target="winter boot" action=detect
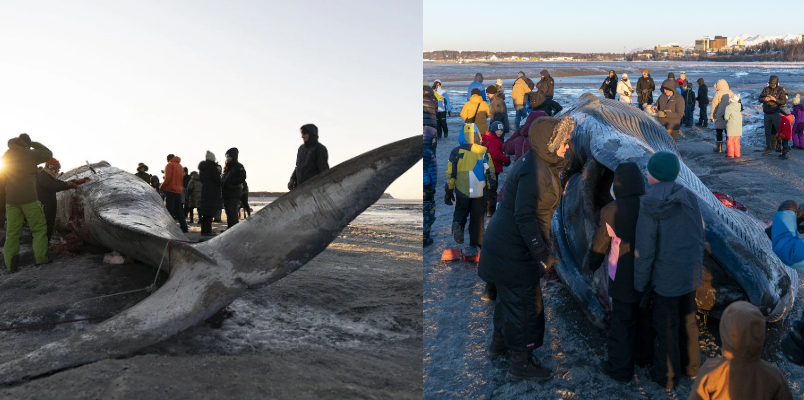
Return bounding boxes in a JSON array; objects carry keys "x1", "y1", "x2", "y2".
[
  {"x1": 488, "y1": 332, "x2": 507, "y2": 360},
  {"x1": 712, "y1": 141, "x2": 722, "y2": 153},
  {"x1": 508, "y1": 350, "x2": 552, "y2": 381},
  {"x1": 703, "y1": 119, "x2": 708, "y2": 128},
  {"x1": 452, "y1": 221, "x2": 464, "y2": 245},
  {"x1": 423, "y1": 237, "x2": 434, "y2": 247},
  {"x1": 7, "y1": 254, "x2": 19, "y2": 273},
  {"x1": 763, "y1": 147, "x2": 772, "y2": 155},
  {"x1": 481, "y1": 282, "x2": 497, "y2": 302}
]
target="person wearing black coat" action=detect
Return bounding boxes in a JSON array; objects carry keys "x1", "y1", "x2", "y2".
[
  {"x1": 695, "y1": 78, "x2": 709, "y2": 127},
  {"x1": 636, "y1": 69, "x2": 655, "y2": 107},
  {"x1": 423, "y1": 83, "x2": 438, "y2": 128},
  {"x1": 221, "y1": 147, "x2": 247, "y2": 228},
  {"x1": 586, "y1": 163, "x2": 655, "y2": 383},
  {"x1": 599, "y1": 71, "x2": 618, "y2": 99},
  {"x1": 289, "y1": 124, "x2": 329, "y2": 190},
  {"x1": 198, "y1": 151, "x2": 222, "y2": 236},
  {"x1": 240, "y1": 180, "x2": 251, "y2": 219},
  {"x1": 478, "y1": 116, "x2": 575, "y2": 381}
]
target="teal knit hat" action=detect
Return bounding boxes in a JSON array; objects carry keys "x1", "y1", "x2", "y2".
[{"x1": 647, "y1": 151, "x2": 680, "y2": 182}]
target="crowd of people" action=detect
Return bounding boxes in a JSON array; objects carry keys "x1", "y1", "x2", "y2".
[
  {"x1": 422, "y1": 69, "x2": 804, "y2": 396},
  {"x1": 1, "y1": 124, "x2": 329, "y2": 273}
]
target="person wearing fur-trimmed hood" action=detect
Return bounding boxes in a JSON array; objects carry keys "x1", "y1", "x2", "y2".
[{"x1": 478, "y1": 116, "x2": 574, "y2": 382}]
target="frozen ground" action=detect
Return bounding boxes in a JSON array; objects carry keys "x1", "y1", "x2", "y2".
[
  {"x1": 0, "y1": 201, "x2": 422, "y2": 399},
  {"x1": 423, "y1": 65, "x2": 804, "y2": 398}
]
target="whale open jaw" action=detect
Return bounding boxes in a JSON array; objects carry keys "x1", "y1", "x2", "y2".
[
  {"x1": 550, "y1": 93, "x2": 797, "y2": 330},
  {"x1": 0, "y1": 135, "x2": 421, "y2": 385}
]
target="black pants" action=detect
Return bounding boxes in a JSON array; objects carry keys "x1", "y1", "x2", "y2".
[
  {"x1": 224, "y1": 197, "x2": 241, "y2": 228},
  {"x1": 43, "y1": 203, "x2": 56, "y2": 242},
  {"x1": 165, "y1": 191, "x2": 188, "y2": 232},
  {"x1": 485, "y1": 188, "x2": 496, "y2": 216},
  {"x1": 453, "y1": 197, "x2": 484, "y2": 246},
  {"x1": 494, "y1": 281, "x2": 544, "y2": 352},
  {"x1": 765, "y1": 112, "x2": 781, "y2": 150},
  {"x1": 436, "y1": 111, "x2": 448, "y2": 138},
  {"x1": 716, "y1": 129, "x2": 724, "y2": 142},
  {"x1": 650, "y1": 290, "x2": 700, "y2": 390},
  {"x1": 698, "y1": 105, "x2": 707, "y2": 125},
  {"x1": 200, "y1": 214, "x2": 213, "y2": 234},
  {"x1": 605, "y1": 299, "x2": 656, "y2": 380}
]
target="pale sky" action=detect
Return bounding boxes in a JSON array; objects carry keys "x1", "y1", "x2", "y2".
[
  {"x1": 0, "y1": 0, "x2": 421, "y2": 199},
  {"x1": 424, "y1": 0, "x2": 803, "y2": 53}
]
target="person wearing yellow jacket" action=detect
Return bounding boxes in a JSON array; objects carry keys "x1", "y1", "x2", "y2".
[
  {"x1": 461, "y1": 88, "x2": 491, "y2": 136},
  {"x1": 512, "y1": 71, "x2": 532, "y2": 131},
  {"x1": 444, "y1": 123, "x2": 496, "y2": 252}
]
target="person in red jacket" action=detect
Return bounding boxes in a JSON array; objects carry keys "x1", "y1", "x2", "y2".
[
  {"x1": 159, "y1": 154, "x2": 189, "y2": 232},
  {"x1": 482, "y1": 121, "x2": 510, "y2": 217},
  {"x1": 779, "y1": 107, "x2": 795, "y2": 160}
]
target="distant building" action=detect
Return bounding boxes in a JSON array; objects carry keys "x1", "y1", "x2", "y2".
[
  {"x1": 655, "y1": 45, "x2": 685, "y2": 57},
  {"x1": 711, "y1": 35, "x2": 728, "y2": 50},
  {"x1": 695, "y1": 38, "x2": 710, "y2": 51},
  {"x1": 637, "y1": 52, "x2": 653, "y2": 60},
  {"x1": 799, "y1": 33, "x2": 804, "y2": 42}
]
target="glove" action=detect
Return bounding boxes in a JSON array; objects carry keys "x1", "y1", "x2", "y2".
[
  {"x1": 599, "y1": 88, "x2": 603, "y2": 94},
  {"x1": 657, "y1": 111, "x2": 666, "y2": 118},
  {"x1": 18, "y1": 133, "x2": 31, "y2": 146},
  {"x1": 779, "y1": 200, "x2": 799, "y2": 213},
  {"x1": 424, "y1": 184, "x2": 434, "y2": 202},
  {"x1": 503, "y1": 159, "x2": 511, "y2": 167},
  {"x1": 444, "y1": 187, "x2": 455, "y2": 206}
]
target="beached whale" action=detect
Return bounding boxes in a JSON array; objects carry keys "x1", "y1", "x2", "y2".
[
  {"x1": 550, "y1": 93, "x2": 798, "y2": 329},
  {"x1": 0, "y1": 135, "x2": 421, "y2": 385}
]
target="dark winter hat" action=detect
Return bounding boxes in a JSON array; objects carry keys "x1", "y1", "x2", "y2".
[
  {"x1": 668, "y1": 72, "x2": 675, "y2": 79},
  {"x1": 647, "y1": 151, "x2": 680, "y2": 182},
  {"x1": 486, "y1": 84, "x2": 498, "y2": 95},
  {"x1": 225, "y1": 147, "x2": 239, "y2": 160},
  {"x1": 471, "y1": 88, "x2": 481, "y2": 96},
  {"x1": 137, "y1": 162, "x2": 149, "y2": 172},
  {"x1": 300, "y1": 123, "x2": 318, "y2": 137},
  {"x1": 167, "y1": 154, "x2": 175, "y2": 161},
  {"x1": 45, "y1": 158, "x2": 61, "y2": 171},
  {"x1": 697, "y1": 78, "x2": 705, "y2": 85},
  {"x1": 490, "y1": 121, "x2": 504, "y2": 132},
  {"x1": 769, "y1": 75, "x2": 779, "y2": 86},
  {"x1": 781, "y1": 106, "x2": 791, "y2": 116}
]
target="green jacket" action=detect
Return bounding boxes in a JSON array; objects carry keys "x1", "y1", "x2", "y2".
[{"x1": 2, "y1": 142, "x2": 53, "y2": 205}]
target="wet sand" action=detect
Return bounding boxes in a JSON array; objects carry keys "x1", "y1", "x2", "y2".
[
  {"x1": 423, "y1": 113, "x2": 804, "y2": 399},
  {"x1": 0, "y1": 203, "x2": 423, "y2": 399}
]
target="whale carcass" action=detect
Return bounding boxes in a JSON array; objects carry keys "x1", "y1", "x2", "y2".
[
  {"x1": 550, "y1": 93, "x2": 798, "y2": 329},
  {"x1": 0, "y1": 135, "x2": 421, "y2": 385}
]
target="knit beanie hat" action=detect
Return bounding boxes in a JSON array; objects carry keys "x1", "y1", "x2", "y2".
[
  {"x1": 647, "y1": 151, "x2": 680, "y2": 182},
  {"x1": 137, "y1": 162, "x2": 149, "y2": 172},
  {"x1": 471, "y1": 88, "x2": 481, "y2": 96},
  {"x1": 622, "y1": 73, "x2": 628, "y2": 79},
  {"x1": 642, "y1": 68, "x2": 649, "y2": 74},
  {"x1": 795, "y1": 94, "x2": 801, "y2": 106},
  {"x1": 496, "y1": 79, "x2": 503, "y2": 86},
  {"x1": 45, "y1": 158, "x2": 60, "y2": 171},
  {"x1": 206, "y1": 151, "x2": 216, "y2": 162},
  {"x1": 490, "y1": 121, "x2": 504, "y2": 132},
  {"x1": 730, "y1": 93, "x2": 741, "y2": 103},
  {"x1": 781, "y1": 107, "x2": 791, "y2": 116},
  {"x1": 486, "y1": 84, "x2": 498, "y2": 95}
]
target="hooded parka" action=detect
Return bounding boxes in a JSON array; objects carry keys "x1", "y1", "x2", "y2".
[
  {"x1": 656, "y1": 79, "x2": 686, "y2": 132},
  {"x1": 539, "y1": 70, "x2": 554, "y2": 98},
  {"x1": 290, "y1": 132, "x2": 329, "y2": 189},
  {"x1": 600, "y1": 71, "x2": 618, "y2": 99},
  {"x1": 587, "y1": 163, "x2": 646, "y2": 303},
  {"x1": 489, "y1": 91, "x2": 510, "y2": 134},
  {"x1": 710, "y1": 79, "x2": 734, "y2": 128},
  {"x1": 185, "y1": 171, "x2": 202, "y2": 209},
  {"x1": 636, "y1": 73, "x2": 655, "y2": 105},
  {"x1": 198, "y1": 159, "x2": 222, "y2": 216},
  {"x1": 689, "y1": 301, "x2": 793, "y2": 400}
]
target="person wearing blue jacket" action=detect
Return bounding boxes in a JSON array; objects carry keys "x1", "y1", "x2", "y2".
[
  {"x1": 771, "y1": 200, "x2": 804, "y2": 365},
  {"x1": 467, "y1": 72, "x2": 488, "y2": 102},
  {"x1": 423, "y1": 126, "x2": 438, "y2": 247},
  {"x1": 433, "y1": 80, "x2": 451, "y2": 139}
]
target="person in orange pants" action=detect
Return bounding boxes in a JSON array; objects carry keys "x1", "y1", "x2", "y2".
[{"x1": 724, "y1": 94, "x2": 743, "y2": 158}]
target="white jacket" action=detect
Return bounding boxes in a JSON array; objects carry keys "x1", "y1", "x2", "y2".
[{"x1": 617, "y1": 80, "x2": 633, "y2": 103}]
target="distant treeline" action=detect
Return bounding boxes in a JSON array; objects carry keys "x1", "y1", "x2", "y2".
[
  {"x1": 424, "y1": 50, "x2": 622, "y2": 61},
  {"x1": 709, "y1": 39, "x2": 804, "y2": 62},
  {"x1": 251, "y1": 192, "x2": 394, "y2": 199}
]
